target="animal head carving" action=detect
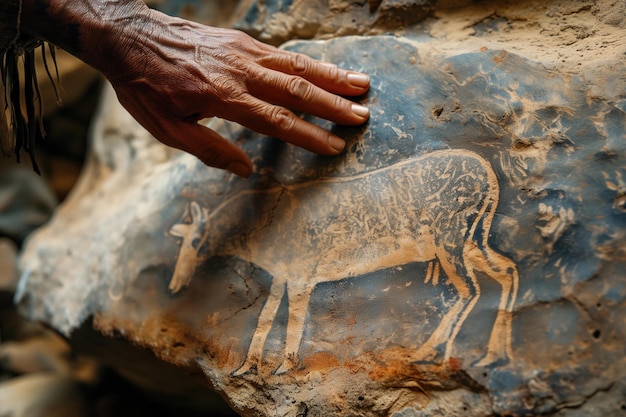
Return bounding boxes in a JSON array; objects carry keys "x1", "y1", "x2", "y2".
[{"x1": 168, "y1": 201, "x2": 209, "y2": 294}]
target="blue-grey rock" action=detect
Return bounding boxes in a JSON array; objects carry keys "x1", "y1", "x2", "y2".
[{"x1": 16, "y1": 1, "x2": 626, "y2": 416}]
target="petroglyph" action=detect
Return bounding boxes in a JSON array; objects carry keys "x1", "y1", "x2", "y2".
[
  {"x1": 168, "y1": 150, "x2": 519, "y2": 375},
  {"x1": 168, "y1": 202, "x2": 210, "y2": 294}
]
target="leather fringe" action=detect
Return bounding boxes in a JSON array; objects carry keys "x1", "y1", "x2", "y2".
[{"x1": 1, "y1": 43, "x2": 58, "y2": 174}]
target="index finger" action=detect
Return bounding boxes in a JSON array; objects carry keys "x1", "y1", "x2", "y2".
[{"x1": 256, "y1": 50, "x2": 370, "y2": 97}]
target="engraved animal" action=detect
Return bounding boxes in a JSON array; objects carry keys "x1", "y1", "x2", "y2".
[
  {"x1": 168, "y1": 149, "x2": 519, "y2": 375},
  {"x1": 168, "y1": 202, "x2": 209, "y2": 294}
]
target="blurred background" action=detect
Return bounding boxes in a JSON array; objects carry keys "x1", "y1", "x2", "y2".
[{"x1": 0, "y1": 1, "x2": 246, "y2": 416}]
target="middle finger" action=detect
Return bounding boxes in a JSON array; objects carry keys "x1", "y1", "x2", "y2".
[{"x1": 245, "y1": 66, "x2": 370, "y2": 126}]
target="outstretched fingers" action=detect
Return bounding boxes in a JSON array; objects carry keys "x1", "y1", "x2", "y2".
[
  {"x1": 256, "y1": 48, "x2": 370, "y2": 97},
  {"x1": 246, "y1": 66, "x2": 369, "y2": 127},
  {"x1": 223, "y1": 94, "x2": 349, "y2": 155}
]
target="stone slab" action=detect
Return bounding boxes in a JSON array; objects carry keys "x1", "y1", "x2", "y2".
[{"x1": 16, "y1": 28, "x2": 626, "y2": 417}]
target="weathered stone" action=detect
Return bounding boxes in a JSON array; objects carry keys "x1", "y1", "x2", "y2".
[
  {"x1": 150, "y1": 0, "x2": 435, "y2": 45},
  {"x1": 233, "y1": 0, "x2": 435, "y2": 45},
  {"x1": 16, "y1": 0, "x2": 626, "y2": 416}
]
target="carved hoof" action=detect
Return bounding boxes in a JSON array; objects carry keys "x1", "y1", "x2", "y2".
[
  {"x1": 273, "y1": 364, "x2": 289, "y2": 375},
  {"x1": 232, "y1": 361, "x2": 257, "y2": 377},
  {"x1": 273, "y1": 361, "x2": 294, "y2": 375},
  {"x1": 473, "y1": 353, "x2": 509, "y2": 368},
  {"x1": 168, "y1": 278, "x2": 190, "y2": 295},
  {"x1": 412, "y1": 344, "x2": 444, "y2": 365}
]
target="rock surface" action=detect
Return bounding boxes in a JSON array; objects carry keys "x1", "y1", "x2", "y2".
[
  {"x1": 233, "y1": 0, "x2": 435, "y2": 45},
  {"x1": 16, "y1": 0, "x2": 626, "y2": 416}
]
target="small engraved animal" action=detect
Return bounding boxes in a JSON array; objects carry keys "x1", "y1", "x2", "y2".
[
  {"x1": 168, "y1": 202, "x2": 209, "y2": 294},
  {"x1": 169, "y1": 150, "x2": 519, "y2": 375}
]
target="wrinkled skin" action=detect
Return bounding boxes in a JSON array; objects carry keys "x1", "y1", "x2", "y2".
[{"x1": 21, "y1": 0, "x2": 370, "y2": 177}]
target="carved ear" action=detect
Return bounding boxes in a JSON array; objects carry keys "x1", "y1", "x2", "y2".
[
  {"x1": 169, "y1": 223, "x2": 190, "y2": 237},
  {"x1": 190, "y1": 201, "x2": 203, "y2": 222}
]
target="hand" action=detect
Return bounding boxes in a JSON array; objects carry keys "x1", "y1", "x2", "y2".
[
  {"x1": 59, "y1": 4, "x2": 371, "y2": 177},
  {"x1": 108, "y1": 12, "x2": 370, "y2": 177}
]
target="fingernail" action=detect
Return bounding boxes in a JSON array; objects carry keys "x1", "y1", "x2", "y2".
[
  {"x1": 226, "y1": 161, "x2": 252, "y2": 178},
  {"x1": 351, "y1": 103, "x2": 370, "y2": 118},
  {"x1": 347, "y1": 73, "x2": 370, "y2": 88},
  {"x1": 329, "y1": 135, "x2": 345, "y2": 152}
]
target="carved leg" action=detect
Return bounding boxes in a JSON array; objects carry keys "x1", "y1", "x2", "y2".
[
  {"x1": 414, "y1": 299, "x2": 466, "y2": 363},
  {"x1": 443, "y1": 264, "x2": 480, "y2": 361},
  {"x1": 424, "y1": 261, "x2": 440, "y2": 285},
  {"x1": 168, "y1": 202, "x2": 208, "y2": 294},
  {"x1": 168, "y1": 257, "x2": 195, "y2": 294},
  {"x1": 274, "y1": 285, "x2": 314, "y2": 375},
  {"x1": 467, "y1": 245, "x2": 519, "y2": 367},
  {"x1": 232, "y1": 277, "x2": 286, "y2": 376},
  {"x1": 414, "y1": 253, "x2": 478, "y2": 363}
]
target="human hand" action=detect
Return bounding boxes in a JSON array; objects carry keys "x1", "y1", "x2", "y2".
[
  {"x1": 22, "y1": 0, "x2": 370, "y2": 176},
  {"x1": 87, "y1": 8, "x2": 371, "y2": 177}
]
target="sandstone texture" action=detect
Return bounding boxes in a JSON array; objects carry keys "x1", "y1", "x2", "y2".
[
  {"x1": 16, "y1": 0, "x2": 626, "y2": 416},
  {"x1": 233, "y1": 0, "x2": 435, "y2": 45}
]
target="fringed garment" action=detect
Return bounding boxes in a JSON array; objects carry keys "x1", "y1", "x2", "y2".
[{"x1": 1, "y1": 0, "x2": 59, "y2": 174}]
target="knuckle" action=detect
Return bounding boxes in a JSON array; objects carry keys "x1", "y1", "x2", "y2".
[
  {"x1": 289, "y1": 53, "x2": 308, "y2": 74},
  {"x1": 325, "y1": 64, "x2": 339, "y2": 80},
  {"x1": 269, "y1": 107, "x2": 296, "y2": 132},
  {"x1": 228, "y1": 30, "x2": 263, "y2": 58},
  {"x1": 286, "y1": 76, "x2": 312, "y2": 101},
  {"x1": 223, "y1": 28, "x2": 247, "y2": 46},
  {"x1": 332, "y1": 95, "x2": 347, "y2": 112},
  {"x1": 220, "y1": 52, "x2": 242, "y2": 68},
  {"x1": 230, "y1": 28, "x2": 247, "y2": 41},
  {"x1": 212, "y1": 76, "x2": 248, "y2": 104},
  {"x1": 225, "y1": 86, "x2": 248, "y2": 104},
  {"x1": 199, "y1": 146, "x2": 226, "y2": 168}
]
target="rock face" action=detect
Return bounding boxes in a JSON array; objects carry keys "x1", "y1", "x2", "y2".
[
  {"x1": 233, "y1": 0, "x2": 435, "y2": 45},
  {"x1": 17, "y1": 1, "x2": 626, "y2": 416}
]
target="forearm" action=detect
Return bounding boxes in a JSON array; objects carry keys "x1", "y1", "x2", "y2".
[
  {"x1": 5, "y1": 0, "x2": 370, "y2": 176},
  {"x1": 20, "y1": 0, "x2": 150, "y2": 77},
  {"x1": 0, "y1": 0, "x2": 149, "y2": 166}
]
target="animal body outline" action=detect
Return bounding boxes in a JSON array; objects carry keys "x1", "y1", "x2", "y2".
[{"x1": 168, "y1": 149, "x2": 519, "y2": 375}]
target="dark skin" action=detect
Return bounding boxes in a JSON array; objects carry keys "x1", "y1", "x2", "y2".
[{"x1": 19, "y1": 0, "x2": 371, "y2": 177}]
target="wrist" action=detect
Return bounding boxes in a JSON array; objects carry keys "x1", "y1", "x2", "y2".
[
  {"x1": 80, "y1": 1, "x2": 154, "y2": 80},
  {"x1": 20, "y1": 0, "x2": 150, "y2": 75}
]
